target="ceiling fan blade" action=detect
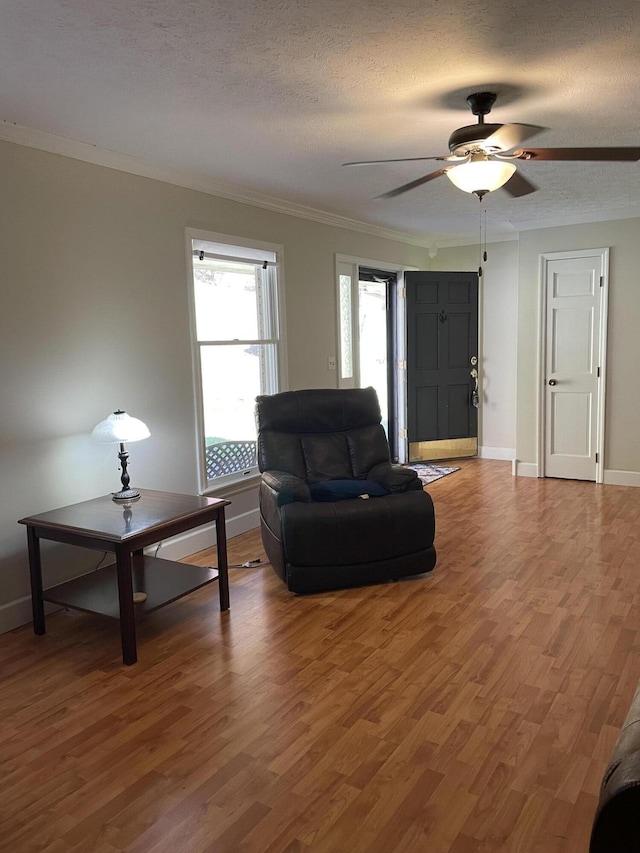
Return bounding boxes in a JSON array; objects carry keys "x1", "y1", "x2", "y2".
[
  {"x1": 375, "y1": 168, "x2": 448, "y2": 199},
  {"x1": 343, "y1": 154, "x2": 451, "y2": 167},
  {"x1": 484, "y1": 123, "x2": 546, "y2": 151},
  {"x1": 502, "y1": 169, "x2": 537, "y2": 197},
  {"x1": 515, "y1": 147, "x2": 640, "y2": 161}
]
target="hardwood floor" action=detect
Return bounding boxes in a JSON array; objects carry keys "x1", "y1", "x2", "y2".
[{"x1": 2, "y1": 459, "x2": 640, "y2": 852}]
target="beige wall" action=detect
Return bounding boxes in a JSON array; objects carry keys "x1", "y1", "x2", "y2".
[
  {"x1": 0, "y1": 140, "x2": 431, "y2": 630},
  {"x1": 516, "y1": 219, "x2": 640, "y2": 473}
]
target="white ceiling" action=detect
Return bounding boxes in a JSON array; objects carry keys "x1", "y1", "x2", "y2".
[{"x1": 2, "y1": 0, "x2": 640, "y2": 246}]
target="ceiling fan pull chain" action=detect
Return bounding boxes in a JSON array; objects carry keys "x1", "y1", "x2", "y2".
[{"x1": 483, "y1": 206, "x2": 488, "y2": 263}]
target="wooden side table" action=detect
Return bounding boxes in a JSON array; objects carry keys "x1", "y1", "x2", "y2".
[{"x1": 19, "y1": 490, "x2": 230, "y2": 665}]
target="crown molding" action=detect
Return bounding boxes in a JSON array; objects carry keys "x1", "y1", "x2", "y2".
[
  {"x1": 0, "y1": 120, "x2": 436, "y2": 250},
  {"x1": 511, "y1": 205, "x2": 640, "y2": 232},
  {"x1": 4, "y1": 121, "x2": 637, "y2": 252}
]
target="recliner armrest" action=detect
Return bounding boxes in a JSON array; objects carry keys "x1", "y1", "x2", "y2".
[
  {"x1": 262, "y1": 470, "x2": 311, "y2": 505},
  {"x1": 368, "y1": 462, "x2": 423, "y2": 492}
]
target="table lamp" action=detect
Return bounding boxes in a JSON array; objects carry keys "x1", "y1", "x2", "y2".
[{"x1": 91, "y1": 409, "x2": 150, "y2": 502}]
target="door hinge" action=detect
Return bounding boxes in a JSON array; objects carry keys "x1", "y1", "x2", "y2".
[
  {"x1": 397, "y1": 359, "x2": 406, "y2": 370},
  {"x1": 596, "y1": 452, "x2": 599, "y2": 463},
  {"x1": 600, "y1": 276, "x2": 603, "y2": 287},
  {"x1": 597, "y1": 366, "x2": 601, "y2": 377},
  {"x1": 399, "y1": 428, "x2": 408, "y2": 439}
]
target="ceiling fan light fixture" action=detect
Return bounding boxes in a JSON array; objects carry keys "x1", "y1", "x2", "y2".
[{"x1": 446, "y1": 155, "x2": 516, "y2": 197}]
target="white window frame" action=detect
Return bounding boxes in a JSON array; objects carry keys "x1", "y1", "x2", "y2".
[{"x1": 186, "y1": 228, "x2": 287, "y2": 493}]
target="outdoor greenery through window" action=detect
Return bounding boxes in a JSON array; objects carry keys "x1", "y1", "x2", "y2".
[{"x1": 188, "y1": 233, "x2": 282, "y2": 490}]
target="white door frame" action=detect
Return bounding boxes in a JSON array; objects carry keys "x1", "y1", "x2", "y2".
[
  {"x1": 537, "y1": 247, "x2": 609, "y2": 483},
  {"x1": 334, "y1": 254, "x2": 419, "y2": 462}
]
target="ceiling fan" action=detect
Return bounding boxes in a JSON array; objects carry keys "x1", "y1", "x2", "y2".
[{"x1": 343, "y1": 92, "x2": 640, "y2": 200}]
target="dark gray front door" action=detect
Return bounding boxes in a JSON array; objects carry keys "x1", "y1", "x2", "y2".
[{"x1": 406, "y1": 271, "x2": 479, "y2": 443}]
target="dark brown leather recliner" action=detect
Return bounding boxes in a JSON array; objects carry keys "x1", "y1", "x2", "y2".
[
  {"x1": 591, "y1": 682, "x2": 640, "y2": 852},
  {"x1": 255, "y1": 387, "x2": 436, "y2": 593}
]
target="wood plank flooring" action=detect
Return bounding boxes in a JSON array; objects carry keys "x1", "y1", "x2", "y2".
[{"x1": 2, "y1": 459, "x2": 640, "y2": 851}]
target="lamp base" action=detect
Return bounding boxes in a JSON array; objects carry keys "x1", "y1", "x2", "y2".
[{"x1": 112, "y1": 488, "x2": 141, "y2": 503}]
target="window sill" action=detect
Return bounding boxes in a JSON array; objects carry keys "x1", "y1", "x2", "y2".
[{"x1": 200, "y1": 473, "x2": 261, "y2": 498}]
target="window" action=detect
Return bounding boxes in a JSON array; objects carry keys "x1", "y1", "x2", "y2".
[{"x1": 187, "y1": 230, "x2": 284, "y2": 491}]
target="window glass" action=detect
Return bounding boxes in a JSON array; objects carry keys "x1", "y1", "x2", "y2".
[
  {"x1": 339, "y1": 273, "x2": 353, "y2": 379},
  {"x1": 359, "y1": 279, "x2": 388, "y2": 435},
  {"x1": 200, "y1": 344, "x2": 275, "y2": 444},
  {"x1": 193, "y1": 261, "x2": 259, "y2": 341}
]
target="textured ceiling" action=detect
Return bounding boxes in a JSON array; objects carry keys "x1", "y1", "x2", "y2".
[{"x1": 2, "y1": 0, "x2": 640, "y2": 244}]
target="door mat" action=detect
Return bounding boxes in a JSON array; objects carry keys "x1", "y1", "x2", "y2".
[{"x1": 407, "y1": 464, "x2": 460, "y2": 485}]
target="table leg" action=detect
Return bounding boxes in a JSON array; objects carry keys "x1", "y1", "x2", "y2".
[
  {"x1": 115, "y1": 548, "x2": 137, "y2": 665},
  {"x1": 216, "y1": 507, "x2": 230, "y2": 611},
  {"x1": 27, "y1": 527, "x2": 45, "y2": 635}
]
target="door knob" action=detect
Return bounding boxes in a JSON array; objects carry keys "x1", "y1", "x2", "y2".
[{"x1": 548, "y1": 379, "x2": 557, "y2": 386}]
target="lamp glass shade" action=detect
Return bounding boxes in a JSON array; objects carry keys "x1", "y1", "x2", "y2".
[
  {"x1": 91, "y1": 410, "x2": 150, "y2": 444},
  {"x1": 446, "y1": 158, "x2": 516, "y2": 194}
]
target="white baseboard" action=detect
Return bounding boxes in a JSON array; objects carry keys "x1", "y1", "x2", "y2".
[
  {"x1": 479, "y1": 446, "x2": 515, "y2": 461},
  {"x1": 0, "y1": 507, "x2": 260, "y2": 636},
  {"x1": 152, "y1": 507, "x2": 260, "y2": 561},
  {"x1": 513, "y1": 460, "x2": 539, "y2": 477},
  {"x1": 0, "y1": 597, "x2": 62, "y2": 635},
  {"x1": 603, "y1": 469, "x2": 640, "y2": 487},
  {"x1": 511, "y1": 463, "x2": 640, "y2": 485}
]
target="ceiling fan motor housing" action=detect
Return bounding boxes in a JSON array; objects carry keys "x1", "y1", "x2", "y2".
[
  {"x1": 448, "y1": 123, "x2": 504, "y2": 156},
  {"x1": 448, "y1": 92, "x2": 503, "y2": 156}
]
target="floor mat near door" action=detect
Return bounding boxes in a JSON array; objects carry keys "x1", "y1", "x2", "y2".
[{"x1": 406, "y1": 464, "x2": 460, "y2": 485}]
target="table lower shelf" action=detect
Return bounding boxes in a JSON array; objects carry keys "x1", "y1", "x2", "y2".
[{"x1": 42, "y1": 555, "x2": 218, "y2": 619}]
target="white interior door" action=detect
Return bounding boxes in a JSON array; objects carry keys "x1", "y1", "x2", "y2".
[{"x1": 542, "y1": 250, "x2": 608, "y2": 481}]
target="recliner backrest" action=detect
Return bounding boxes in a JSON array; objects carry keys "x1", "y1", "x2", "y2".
[{"x1": 256, "y1": 388, "x2": 390, "y2": 482}]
